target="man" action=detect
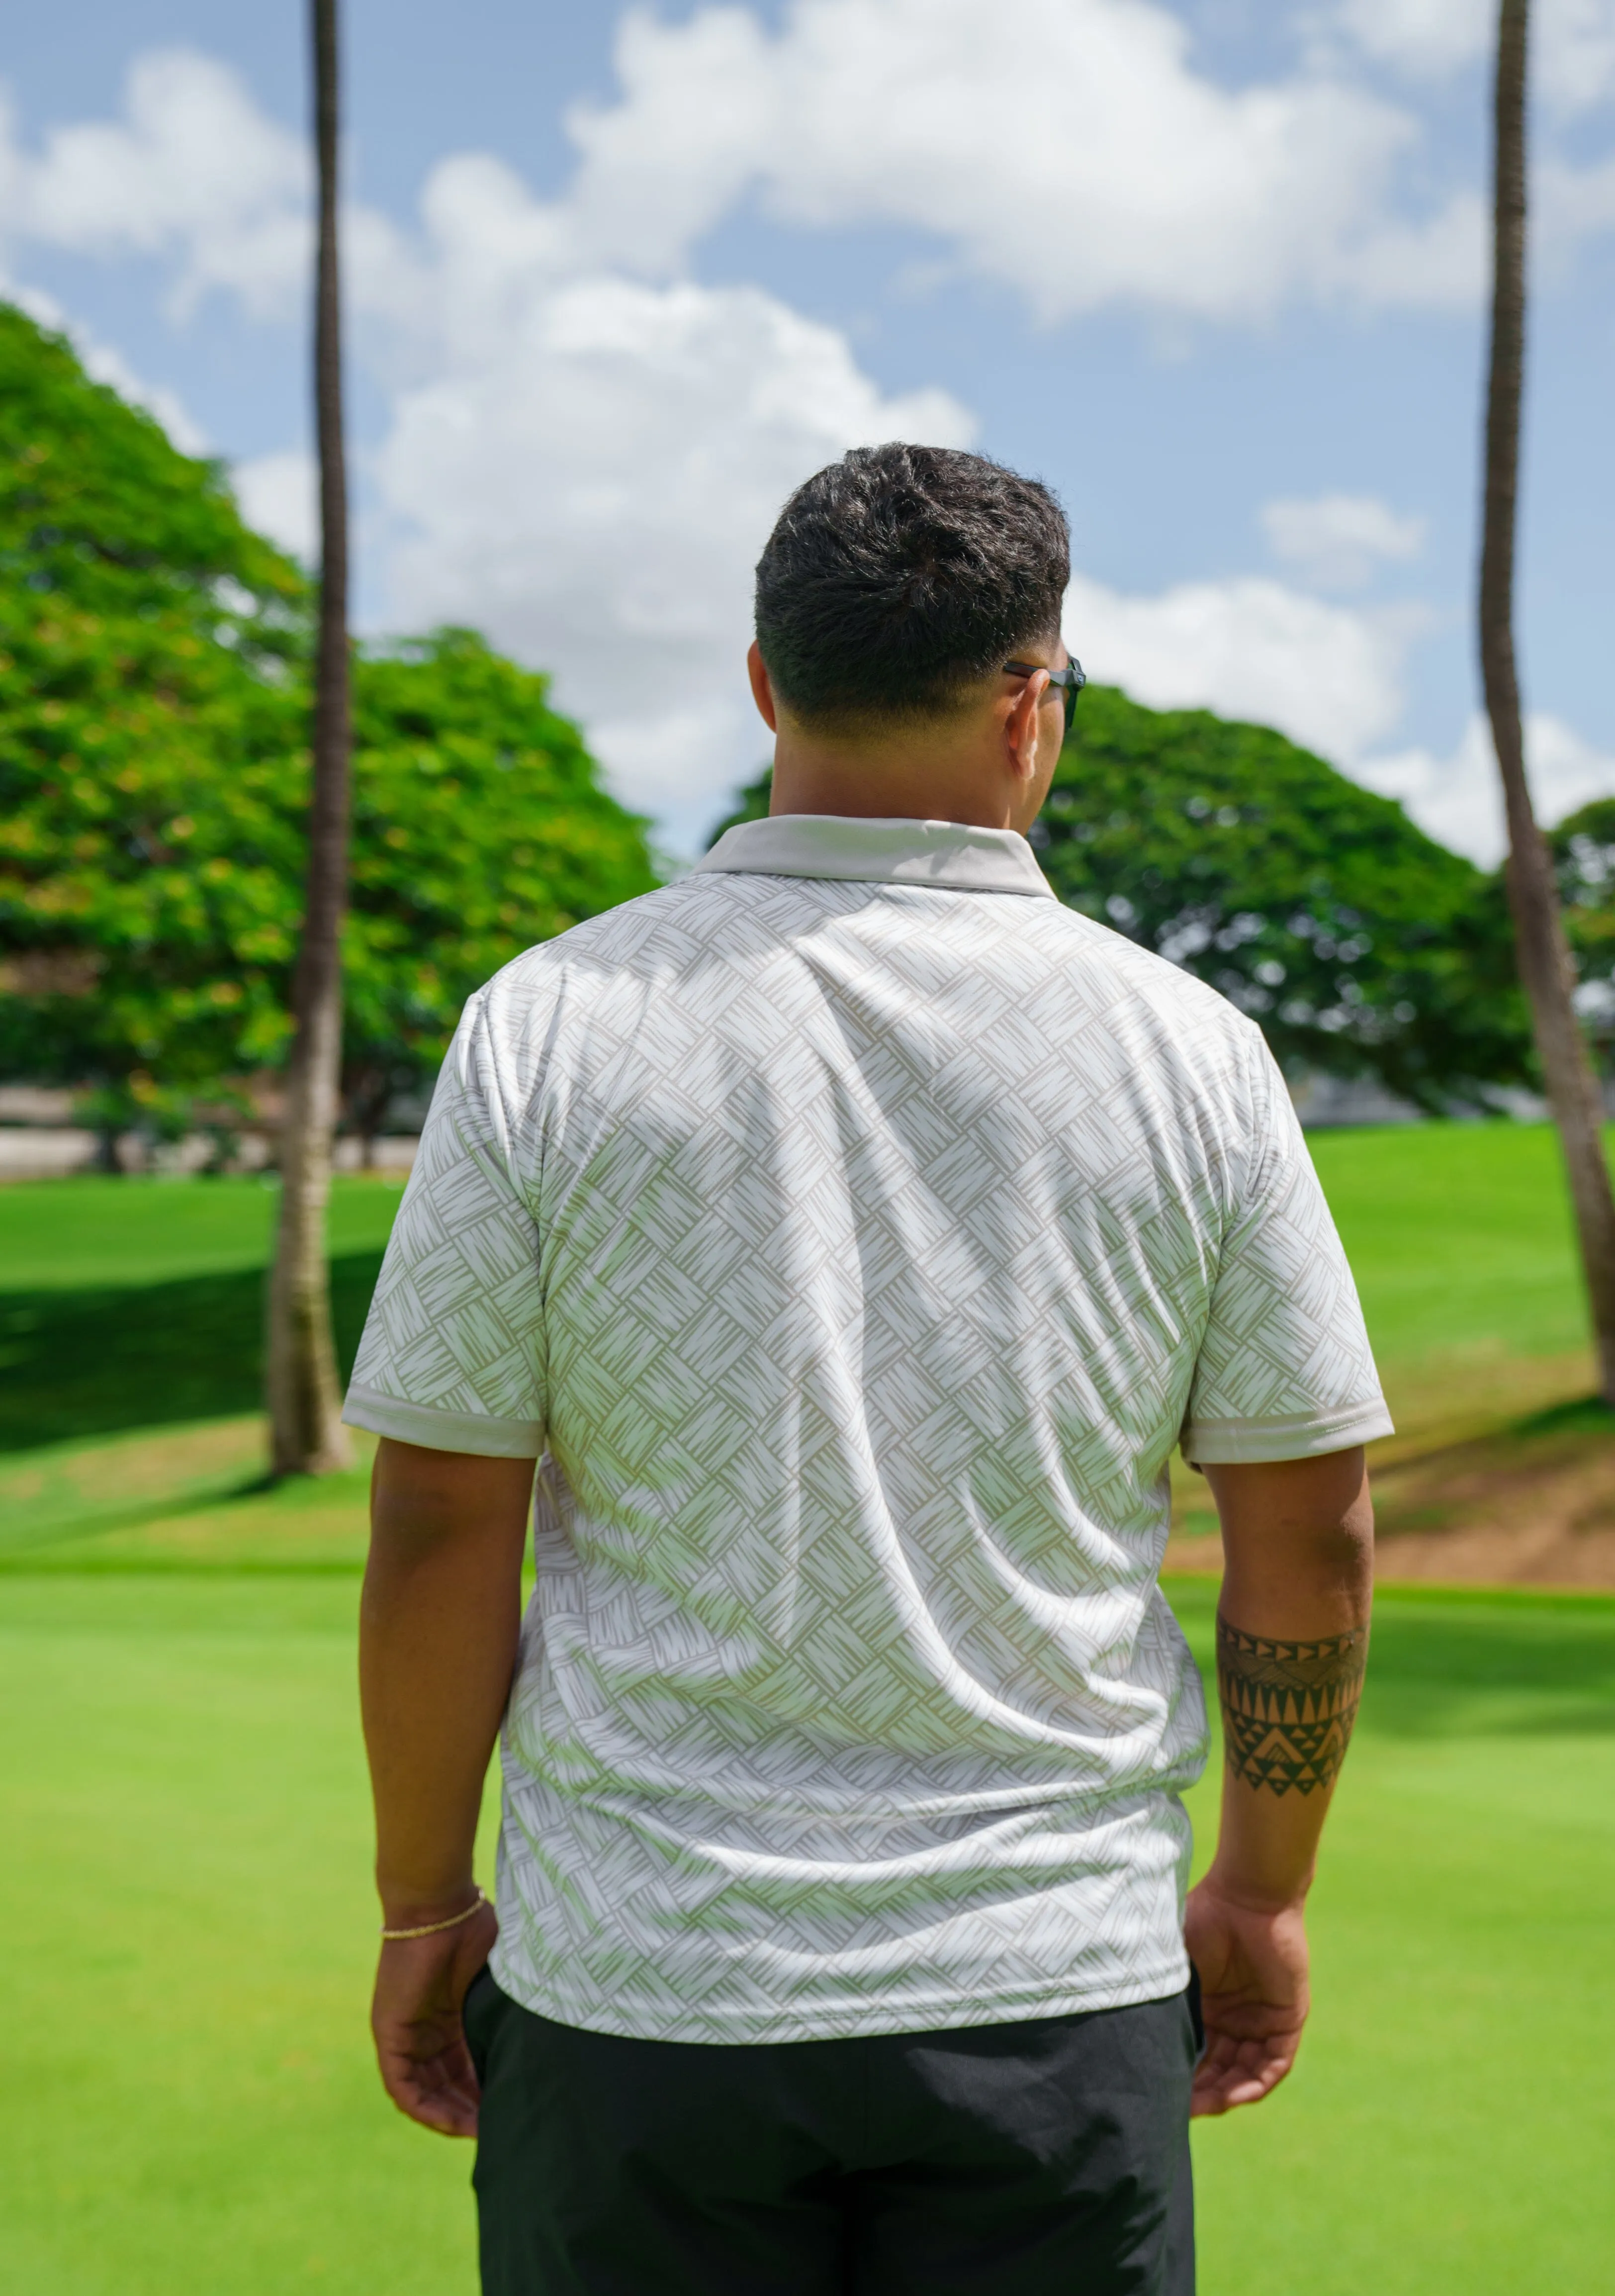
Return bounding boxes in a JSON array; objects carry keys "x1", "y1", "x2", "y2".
[{"x1": 348, "y1": 444, "x2": 1387, "y2": 2295}]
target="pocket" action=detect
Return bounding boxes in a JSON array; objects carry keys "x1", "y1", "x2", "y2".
[
  {"x1": 1185, "y1": 1963, "x2": 1206, "y2": 2062},
  {"x1": 462, "y1": 1962, "x2": 503, "y2": 2087}
]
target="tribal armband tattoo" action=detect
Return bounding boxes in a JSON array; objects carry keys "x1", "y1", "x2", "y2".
[{"x1": 1215, "y1": 1614, "x2": 1368, "y2": 1797}]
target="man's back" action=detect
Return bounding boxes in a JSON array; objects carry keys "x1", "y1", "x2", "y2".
[
  {"x1": 355, "y1": 445, "x2": 1386, "y2": 2296},
  {"x1": 349, "y1": 817, "x2": 1385, "y2": 2043}
]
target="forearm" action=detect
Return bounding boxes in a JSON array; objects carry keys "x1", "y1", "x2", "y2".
[
  {"x1": 1203, "y1": 1450, "x2": 1373, "y2": 1908},
  {"x1": 359, "y1": 1438, "x2": 535, "y2": 1921}
]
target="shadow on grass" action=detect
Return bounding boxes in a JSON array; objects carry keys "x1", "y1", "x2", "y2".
[
  {"x1": 0, "y1": 1249, "x2": 385, "y2": 1452},
  {"x1": 1511, "y1": 1394, "x2": 1615, "y2": 1438},
  {"x1": 1166, "y1": 1576, "x2": 1615, "y2": 1740},
  {"x1": 1363, "y1": 1603, "x2": 1615, "y2": 1738}
]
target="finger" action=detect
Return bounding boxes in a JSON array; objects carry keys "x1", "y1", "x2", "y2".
[
  {"x1": 378, "y1": 2040, "x2": 482, "y2": 2116},
  {"x1": 1191, "y1": 2041, "x2": 1298, "y2": 2115},
  {"x1": 394, "y1": 2085, "x2": 479, "y2": 2139},
  {"x1": 1191, "y1": 2060, "x2": 1281, "y2": 2111},
  {"x1": 384, "y1": 2061, "x2": 481, "y2": 2138}
]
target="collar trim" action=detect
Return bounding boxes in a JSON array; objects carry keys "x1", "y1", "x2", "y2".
[{"x1": 694, "y1": 815, "x2": 1057, "y2": 900}]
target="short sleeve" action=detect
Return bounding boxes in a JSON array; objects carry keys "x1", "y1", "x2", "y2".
[
  {"x1": 1182, "y1": 1035, "x2": 1393, "y2": 1466},
  {"x1": 343, "y1": 995, "x2": 546, "y2": 1458}
]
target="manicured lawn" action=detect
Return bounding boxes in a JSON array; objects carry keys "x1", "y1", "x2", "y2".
[
  {"x1": 0, "y1": 1570, "x2": 490, "y2": 2296},
  {"x1": 1308, "y1": 1121, "x2": 1600, "y2": 1389},
  {"x1": 1178, "y1": 1580, "x2": 1615, "y2": 2293},
  {"x1": 3, "y1": 1126, "x2": 1611, "y2": 1564},
  {"x1": 0, "y1": 1172, "x2": 407, "y2": 1291},
  {"x1": 1, "y1": 1123, "x2": 1606, "y2": 1467},
  {"x1": 0, "y1": 1176, "x2": 404, "y2": 1451},
  {"x1": 3, "y1": 1130, "x2": 1613, "y2": 2286},
  {"x1": 2, "y1": 1566, "x2": 1611, "y2": 2295}
]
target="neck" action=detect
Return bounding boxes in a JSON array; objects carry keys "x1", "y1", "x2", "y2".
[{"x1": 768, "y1": 733, "x2": 1024, "y2": 832}]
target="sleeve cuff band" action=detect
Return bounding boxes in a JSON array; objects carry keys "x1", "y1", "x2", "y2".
[
  {"x1": 341, "y1": 1382, "x2": 544, "y2": 1459},
  {"x1": 1181, "y1": 1400, "x2": 1394, "y2": 1466}
]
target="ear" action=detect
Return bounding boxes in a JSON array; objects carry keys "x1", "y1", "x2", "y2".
[
  {"x1": 747, "y1": 641, "x2": 779, "y2": 733},
  {"x1": 1003, "y1": 666, "x2": 1051, "y2": 787}
]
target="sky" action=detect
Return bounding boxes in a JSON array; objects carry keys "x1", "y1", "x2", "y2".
[{"x1": 2, "y1": 0, "x2": 1614, "y2": 859}]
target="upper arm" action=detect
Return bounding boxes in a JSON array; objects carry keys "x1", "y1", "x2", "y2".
[
  {"x1": 370, "y1": 1437, "x2": 537, "y2": 1555},
  {"x1": 344, "y1": 998, "x2": 547, "y2": 1462},
  {"x1": 1183, "y1": 1037, "x2": 1392, "y2": 1470},
  {"x1": 1203, "y1": 1449, "x2": 1373, "y2": 1621}
]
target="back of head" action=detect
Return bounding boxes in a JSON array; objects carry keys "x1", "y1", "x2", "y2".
[{"x1": 754, "y1": 445, "x2": 1071, "y2": 732}]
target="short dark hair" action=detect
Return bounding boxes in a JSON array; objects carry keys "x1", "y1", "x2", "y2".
[{"x1": 754, "y1": 444, "x2": 1070, "y2": 728}]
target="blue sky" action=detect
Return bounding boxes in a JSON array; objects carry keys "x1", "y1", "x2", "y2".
[{"x1": 3, "y1": 0, "x2": 1613, "y2": 856}]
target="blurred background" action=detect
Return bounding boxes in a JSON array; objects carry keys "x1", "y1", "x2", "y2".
[{"x1": 2, "y1": 4, "x2": 1614, "y2": 2292}]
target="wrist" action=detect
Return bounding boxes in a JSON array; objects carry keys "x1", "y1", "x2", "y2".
[
  {"x1": 376, "y1": 1875, "x2": 481, "y2": 1931},
  {"x1": 1197, "y1": 1861, "x2": 1311, "y2": 1918}
]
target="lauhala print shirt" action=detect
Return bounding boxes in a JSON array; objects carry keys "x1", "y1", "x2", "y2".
[{"x1": 345, "y1": 816, "x2": 1391, "y2": 2043}]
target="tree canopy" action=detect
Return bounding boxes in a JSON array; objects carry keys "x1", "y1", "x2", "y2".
[
  {"x1": 0, "y1": 301, "x2": 1557, "y2": 1132},
  {"x1": 0, "y1": 303, "x2": 307, "y2": 1132},
  {"x1": 715, "y1": 687, "x2": 1535, "y2": 1113},
  {"x1": 0, "y1": 304, "x2": 658, "y2": 1146},
  {"x1": 342, "y1": 630, "x2": 660, "y2": 1133},
  {"x1": 1553, "y1": 798, "x2": 1615, "y2": 1070}
]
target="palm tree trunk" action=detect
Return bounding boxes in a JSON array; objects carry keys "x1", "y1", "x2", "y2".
[
  {"x1": 1482, "y1": 0, "x2": 1615, "y2": 1404},
  {"x1": 266, "y1": 0, "x2": 353, "y2": 1475}
]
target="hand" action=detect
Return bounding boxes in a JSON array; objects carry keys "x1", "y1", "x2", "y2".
[
  {"x1": 1184, "y1": 1875, "x2": 1310, "y2": 2117},
  {"x1": 370, "y1": 1894, "x2": 499, "y2": 2138}
]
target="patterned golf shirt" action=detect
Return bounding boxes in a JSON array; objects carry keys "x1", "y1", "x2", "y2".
[{"x1": 344, "y1": 813, "x2": 1392, "y2": 2044}]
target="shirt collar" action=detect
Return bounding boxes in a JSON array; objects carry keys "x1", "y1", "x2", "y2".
[{"x1": 693, "y1": 814, "x2": 1057, "y2": 900}]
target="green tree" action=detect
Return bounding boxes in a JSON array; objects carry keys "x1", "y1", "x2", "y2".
[
  {"x1": 0, "y1": 302, "x2": 660, "y2": 1156},
  {"x1": 343, "y1": 630, "x2": 660, "y2": 1147},
  {"x1": 714, "y1": 685, "x2": 1533, "y2": 1113},
  {"x1": 0, "y1": 302, "x2": 308, "y2": 1155},
  {"x1": 1553, "y1": 798, "x2": 1615, "y2": 1074}
]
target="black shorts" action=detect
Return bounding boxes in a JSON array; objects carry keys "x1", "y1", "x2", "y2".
[{"x1": 465, "y1": 1970, "x2": 1198, "y2": 2295}]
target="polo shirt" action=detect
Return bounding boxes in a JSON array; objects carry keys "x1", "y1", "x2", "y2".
[{"x1": 343, "y1": 813, "x2": 1392, "y2": 2044}]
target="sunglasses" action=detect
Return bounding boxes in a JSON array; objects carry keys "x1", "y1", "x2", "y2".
[{"x1": 1003, "y1": 655, "x2": 1087, "y2": 733}]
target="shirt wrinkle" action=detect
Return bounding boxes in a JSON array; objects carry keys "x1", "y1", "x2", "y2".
[{"x1": 345, "y1": 817, "x2": 1391, "y2": 2042}]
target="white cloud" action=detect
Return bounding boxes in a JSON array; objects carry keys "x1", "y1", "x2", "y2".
[
  {"x1": 233, "y1": 448, "x2": 318, "y2": 565},
  {"x1": 1356, "y1": 712, "x2": 1615, "y2": 862},
  {"x1": 376, "y1": 260, "x2": 972, "y2": 849},
  {"x1": 7, "y1": 30, "x2": 1606, "y2": 849},
  {"x1": 4, "y1": 50, "x2": 310, "y2": 318},
  {"x1": 563, "y1": 0, "x2": 1483, "y2": 321},
  {"x1": 1065, "y1": 571, "x2": 1418, "y2": 764},
  {"x1": 1333, "y1": 0, "x2": 1490, "y2": 79},
  {"x1": 1337, "y1": 0, "x2": 1615, "y2": 110},
  {"x1": 3, "y1": 15, "x2": 1610, "y2": 347},
  {"x1": 1541, "y1": 0, "x2": 1615, "y2": 108},
  {"x1": 0, "y1": 59, "x2": 969, "y2": 843},
  {"x1": 1326, "y1": 3, "x2": 1615, "y2": 269},
  {"x1": 1327, "y1": 188, "x2": 1487, "y2": 306},
  {"x1": 1261, "y1": 491, "x2": 1426, "y2": 589}
]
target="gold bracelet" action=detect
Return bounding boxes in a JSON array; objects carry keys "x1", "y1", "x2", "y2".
[{"x1": 379, "y1": 1888, "x2": 488, "y2": 1941}]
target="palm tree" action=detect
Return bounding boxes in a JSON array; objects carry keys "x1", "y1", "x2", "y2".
[
  {"x1": 266, "y1": 0, "x2": 353, "y2": 1474},
  {"x1": 1481, "y1": 0, "x2": 1615, "y2": 1404}
]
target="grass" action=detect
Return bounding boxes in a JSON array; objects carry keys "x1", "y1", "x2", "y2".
[
  {"x1": 1308, "y1": 1121, "x2": 1594, "y2": 1375},
  {"x1": 0, "y1": 1176, "x2": 403, "y2": 1453},
  {"x1": 1168, "y1": 1122, "x2": 1615, "y2": 1558},
  {"x1": 1176, "y1": 1582, "x2": 1615, "y2": 2293},
  {"x1": 0, "y1": 1570, "x2": 494, "y2": 2296},
  {"x1": 1, "y1": 1566, "x2": 1610, "y2": 2295},
  {"x1": 3, "y1": 1129, "x2": 1615, "y2": 2287},
  {"x1": 2, "y1": 1124, "x2": 1610, "y2": 1566},
  {"x1": 0, "y1": 1171, "x2": 406, "y2": 1291}
]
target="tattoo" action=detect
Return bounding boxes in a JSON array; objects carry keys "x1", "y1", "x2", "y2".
[{"x1": 1216, "y1": 1614, "x2": 1367, "y2": 1797}]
